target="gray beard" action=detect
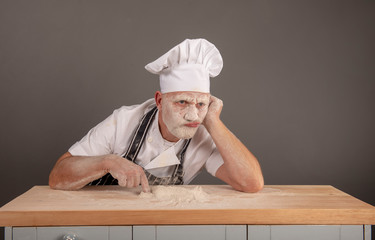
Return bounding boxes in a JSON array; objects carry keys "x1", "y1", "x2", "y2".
[{"x1": 169, "y1": 126, "x2": 198, "y2": 139}]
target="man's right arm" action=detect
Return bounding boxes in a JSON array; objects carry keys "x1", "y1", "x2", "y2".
[{"x1": 49, "y1": 152, "x2": 150, "y2": 192}]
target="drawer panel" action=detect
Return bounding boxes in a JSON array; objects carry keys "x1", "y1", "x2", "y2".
[
  {"x1": 37, "y1": 226, "x2": 109, "y2": 240},
  {"x1": 157, "y1": 225, "x2": 226, "y2": 240},
  {"x1": 248, "y1": 225, "x2": 364, "y2": 240},
  {"x1": 11, "y1": 226, "x2": 132, "y2": 240}
]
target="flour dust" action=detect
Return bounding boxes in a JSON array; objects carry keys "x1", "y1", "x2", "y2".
[{"x1": 139, "y1": 186, "x2": 209, "y2": 206}]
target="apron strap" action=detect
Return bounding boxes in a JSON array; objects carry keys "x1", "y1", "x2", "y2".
[
  {"x1": 146, "y1": 138, "x2": 191, "y2": 185},
  {"x1": 124, "y1": 106, "x2": 158, "y2": 161},
  {"x1": 88, "y1": 106, "x2": 158, "y2": 186},
  {"x1": 124, "y1": 106, "x2": 191, "y2": 185},
  {"x1": 172, "y1": 138, "x2": 191, "y2": 181},
  {"x1": 89, "y1": 105, "x2": 191, "y2": 186}
]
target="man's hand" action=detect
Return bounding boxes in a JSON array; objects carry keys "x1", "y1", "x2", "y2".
[
  {"x1": 200, "y1": 96, "x2": 264, "y2": 193},
  {"x1": 104, "y1": 155, "x2": 151, "y2": 193},
  {"x1": 203, "y1": 95, "x2": 223, "y2": 127},
  {"x1": 49, "y1": 152, "x2": 151, "y2": 192}
]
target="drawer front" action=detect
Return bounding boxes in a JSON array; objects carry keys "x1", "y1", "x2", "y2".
[
  {"x1": 37, "y1": 226, "x2": 109, "y2": 240},
  {"x1": 133, "y1": 225, "x2": 247, "y2": 240},
  {"x1": 12, "y1": 226, "x2": 132, "y2": 240},
  {"x1": 248, "y1": 225, "x2": 364, "y2": 240}
]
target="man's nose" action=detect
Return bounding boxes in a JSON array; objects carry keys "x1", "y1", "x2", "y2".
[{"x1": 184, "y1": 106, "x2": 198, "y2": 121}]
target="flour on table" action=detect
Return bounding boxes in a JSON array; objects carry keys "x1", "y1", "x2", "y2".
[{"x1": 139, "y1": 186, "x2": 209, "y2": 205}]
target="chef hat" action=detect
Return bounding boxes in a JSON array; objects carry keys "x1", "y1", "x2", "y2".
[{"x1": 145, "y1": 38, "x2": 223, "y2": 93}]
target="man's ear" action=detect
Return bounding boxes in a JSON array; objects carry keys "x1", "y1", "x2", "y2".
[{"x1": 155, "y1": 91, "x2": 162, "y2": 109}]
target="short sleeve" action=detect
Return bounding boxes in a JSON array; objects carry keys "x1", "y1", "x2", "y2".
[
  {"x1": 68, "y1": 110, "x2": 118, "y2": 156},
  {"x1": 205, "y1": 147, "x2": 224, "y2": 177}
]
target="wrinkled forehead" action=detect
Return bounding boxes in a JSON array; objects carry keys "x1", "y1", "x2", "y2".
[{"x1": 163, "y1": 91, "x2": 210, "y2": 103}]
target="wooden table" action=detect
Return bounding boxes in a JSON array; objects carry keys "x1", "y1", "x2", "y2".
[{"x1": 1, "y1": 185, "x2": 374, "y2": 240}]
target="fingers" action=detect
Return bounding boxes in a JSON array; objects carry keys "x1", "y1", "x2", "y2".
[
  {"x1": 140, "y1": 171, "x2": 151, "y2": 193},
  {"x1": 209, "y1": 95, "x2": 223, "y2": 109},
  {"x1": 111, "y1": 165, "x2": 149, "y2": 191},
  {"x1": 203, "y1": 95, "x2": 223, "y2": 128},
  {"x1": 209, "y1": 95, "x2": 220, "y2": 103},
  {"x1": 117, "y1": 176, "x2": 127, "y2": 187},
  {"x1": 133, "y1": 172, "x2": 141, "y2": 187},
  {"x1": 126, "y1": 177, "x2": 134, "y2": 188},
  {"x1": 126, "y1": 170, "x2": 150, "y2": 193},
  {"x1": 122, "y1": 171, "x2": 149, "y2": 192}
]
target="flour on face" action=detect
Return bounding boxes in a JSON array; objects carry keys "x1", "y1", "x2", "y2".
[{"x1": 161, "y1": 92, "x2": 210, "y2": 139}]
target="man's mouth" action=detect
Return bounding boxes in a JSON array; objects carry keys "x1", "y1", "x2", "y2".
[{"x1": 184, "y1": 122, "x2": 201, "y2": 128}]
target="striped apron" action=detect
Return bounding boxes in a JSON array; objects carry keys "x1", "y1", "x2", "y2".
[{"x1": 89, "y1": 106, "x2": 191, "y2": 186}]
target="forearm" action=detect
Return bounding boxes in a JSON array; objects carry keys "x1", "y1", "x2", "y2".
[
  {"x1": 206, "y1": 119, "x2": 264, "y2": 192},
  {"x1": 49, "y1": 152, "x2": 110, "y2": 190}
]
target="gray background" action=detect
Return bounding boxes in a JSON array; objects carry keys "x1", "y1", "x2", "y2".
[{"x1": 0, "y1": 0, "x2": 374, "y2": 238}]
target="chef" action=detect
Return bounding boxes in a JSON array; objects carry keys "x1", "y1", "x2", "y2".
[{"x1": 49, "y1": 38, "x2": 264, "y2": 193}]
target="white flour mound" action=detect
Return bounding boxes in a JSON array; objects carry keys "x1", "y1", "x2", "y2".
[{"x1": 139, "y1": 186, "x2": 209, "y2": 204}]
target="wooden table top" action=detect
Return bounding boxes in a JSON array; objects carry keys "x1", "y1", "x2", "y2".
[{"x1": 1, "y1": 185, "x2": 374, "y2": 226}]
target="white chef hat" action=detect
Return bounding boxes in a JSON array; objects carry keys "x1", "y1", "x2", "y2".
[{"x1": 145, "y1": 38, "x2": 223, "y2": 93}]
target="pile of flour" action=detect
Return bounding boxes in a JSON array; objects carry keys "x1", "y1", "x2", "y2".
[{"x1": 139, "y1": 186, "x2": 209, "y2": 205}]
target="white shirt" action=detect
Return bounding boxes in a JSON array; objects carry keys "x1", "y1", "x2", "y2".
[{"x1": 68, "y1": 99, "x2": 224, "y2": 184}]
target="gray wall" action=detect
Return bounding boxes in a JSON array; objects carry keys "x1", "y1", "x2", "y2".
[{"x1": 1, "y1": 0, "x2": 374, "y2": 237}]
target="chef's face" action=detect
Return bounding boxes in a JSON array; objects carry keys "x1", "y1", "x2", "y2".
[{"x1": 161, "y1": 91, "x2": 210, "y2": 139}]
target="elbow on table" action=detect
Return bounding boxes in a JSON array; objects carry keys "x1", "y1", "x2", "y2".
[
  {"x1": 48, "y1": 172, "x2": 57, "y2": 188},
  {"x1": 48, "y1": 174, "x2": 62, "y2": 190},
  {"x1": 48, "y1": 173, "x2": 75, "y2": 191},
  {"x1": 238, "y1": 178, "x2": 264, "y2": 193},
  {"x1": 48, "y1": 179, "x2": 81, "y2": 191}
]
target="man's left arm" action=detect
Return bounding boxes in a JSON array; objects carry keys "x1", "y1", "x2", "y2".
[{"x1": 203, "y1": 96, "x2": 264, "y2": 193}]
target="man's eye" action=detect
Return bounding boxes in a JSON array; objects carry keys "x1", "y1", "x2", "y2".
[
  {"x1": 197, "y1": 103, "x2": 205, "y2": 107},
  {"x1": 177, "y1": 100, "x2": 186, "y2": 105}
]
